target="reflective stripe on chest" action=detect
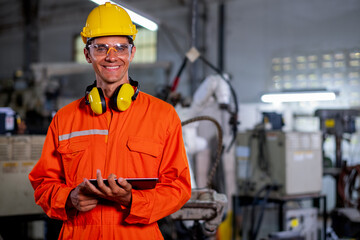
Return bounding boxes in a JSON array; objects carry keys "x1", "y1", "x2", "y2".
[{"x1": 59, "y1": 129, "x2": 108, "y2": 141}]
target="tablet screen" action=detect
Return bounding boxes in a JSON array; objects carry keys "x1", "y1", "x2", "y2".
[{"x1": 89, "y1": 178, "x2": 158, "y2": 190}]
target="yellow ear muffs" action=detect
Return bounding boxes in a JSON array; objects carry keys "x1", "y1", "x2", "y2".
[
  {"x1": 85, "y1": 79, "x2": 139, "y2": 114},
  {"x1": 86, "y1": 87, "x2": 106, "y2": 115},
  {"x1": 111, "y1": 83, "x2": 135, "y2": 111}
]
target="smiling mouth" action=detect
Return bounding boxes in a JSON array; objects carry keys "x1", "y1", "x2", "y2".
[{"x1": 104, "y1": 66, "x2": 120, "y2": 70}]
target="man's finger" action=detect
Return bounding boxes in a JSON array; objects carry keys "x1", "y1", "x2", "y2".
[
  {"x1": 78, "y1": 201, "x2": 98, "y2": 212},
  {"x1": 117, "y1": 178, "x2": 132, "y2": 191},
  {"x1": 96, "y1": 169, "x2": 105, "y2": 188},
  {"x1": 107, "y1": 174, "x2": 119, "y2": 190},
  {"x1": 83, "y1": 178, "x2": 103, "y2": 195}
]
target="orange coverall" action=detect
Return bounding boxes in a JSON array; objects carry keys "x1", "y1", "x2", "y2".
[{"x1": 29, "y1": 91, "x2": 191, "y2": 240}]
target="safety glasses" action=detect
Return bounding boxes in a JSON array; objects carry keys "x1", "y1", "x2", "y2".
[{"x1": 88, "y1": 43, "x2": 133, "y2": 58}]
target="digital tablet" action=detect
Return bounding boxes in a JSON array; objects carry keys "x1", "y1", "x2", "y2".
[{"x1": 89, "y1": 178, "x2": 158, "y2": 190}]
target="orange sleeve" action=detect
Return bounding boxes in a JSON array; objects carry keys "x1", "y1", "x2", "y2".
[
  {"x1": 125, "y1": 109, "x2": 191, "y2": 224},
  {"x1": 28, "y1": 118, "x2": 73, "y2": 221}
]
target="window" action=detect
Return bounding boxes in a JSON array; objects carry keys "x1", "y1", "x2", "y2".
[
  {"x1": 74, "y1": 36, "x2": 87, "y2": 64},
  {"x1": 132, "y1": 27, "x2": 157, "y2": 63}
]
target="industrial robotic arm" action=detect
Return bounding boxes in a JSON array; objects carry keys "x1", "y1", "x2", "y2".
[{"x1": 171, "y1": 74, "x2": 231, "y2": 237}]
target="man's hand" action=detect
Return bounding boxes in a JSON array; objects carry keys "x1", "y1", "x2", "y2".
[
  {"x1": 67, "y1": 181, "x2": 99, "y2": 212},
  {"x1": 96, "y1": 170, "x2": 133, "y2": 207},
  {"x1": 87, "y1": 169, "x2": 133, "y2": 207},
  {"x1": 67, "y1": 170, "x2": 133, "y2": 212}
]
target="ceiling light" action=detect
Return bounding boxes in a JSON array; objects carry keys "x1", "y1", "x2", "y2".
[
  {"x1": 261, "y1": 89, "x2": 337, "y2": 103},
  {"x1": 89, "y1": 0, "x2": 158, "y2": 31}
]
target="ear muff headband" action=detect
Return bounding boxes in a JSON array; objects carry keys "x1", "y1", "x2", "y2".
[
  {"x1": 88, "y1": 87, "x2": 106, "y2": 115},
  {"x1": 85, "y1": 81, "x2": 96, "y2": 105},
  {"x1": 129, "y1": 78, "x2": 140, "y2": 101}
]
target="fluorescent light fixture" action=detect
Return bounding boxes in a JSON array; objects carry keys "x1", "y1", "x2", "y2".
[
  {"x1": 261, "y1": 89, "x2": 337, "y2": 103},
  {"x1": 89, "y1": 0, "x2": 158, "y2": 31}
]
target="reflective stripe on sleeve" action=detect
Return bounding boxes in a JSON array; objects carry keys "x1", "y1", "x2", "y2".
[{"x1": 59, "y1": 129, "x2": 108, "y2": 141}]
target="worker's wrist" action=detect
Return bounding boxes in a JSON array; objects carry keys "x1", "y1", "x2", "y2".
[
  {"x1": 118, "y1": 193, "x2": 132, "y2": 209},
  {"x1": 121, "y1": 194, "x2": 132, "y2": 208},
  {"x1": 124, "y1": 194, "x2": 132, "y2": 208},
  {"x1": 66, "y1": 190, "x2": 75, "y2": 209},
  {"x1": 65, "y1": 190, "x2": 77, "y2": 218}
]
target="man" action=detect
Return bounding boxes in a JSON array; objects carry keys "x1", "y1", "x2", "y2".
[{"x1": 29, "y1": 2, "x2": 191, "y2": 239}]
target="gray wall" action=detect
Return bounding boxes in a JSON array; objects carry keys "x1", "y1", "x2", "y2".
[
  {"x1": 0, "y1": 0, "x2": 95, "y2": 79},
  {"x1": 222, "y1": 0, "x2": 360, "y2": 102}
]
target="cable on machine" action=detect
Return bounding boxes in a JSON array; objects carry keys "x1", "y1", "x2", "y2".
[
  {"x1": 198, "y1": 55, "x2": 239, "y2": 152},
  {"x1": 338, "y1": 163, "x2": 360, "y2": 209},
  {"x1": 165, "y1": 49, "x2": 239, "y2": 153},
  {"x1": 181, "y1": 116, "x2": 223, "y2": 189},
  {"x1": 249, "y1": 184, "x2": 281, "y2": 240}
]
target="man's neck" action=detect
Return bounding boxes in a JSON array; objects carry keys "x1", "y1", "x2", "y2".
[{"x1": 96, "y1": 79, "x2": 130, "y2": 98}]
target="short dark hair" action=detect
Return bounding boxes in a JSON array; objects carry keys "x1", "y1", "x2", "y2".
[{"x1": 127, "y1": 36, "x2": 134, "y2": 46}]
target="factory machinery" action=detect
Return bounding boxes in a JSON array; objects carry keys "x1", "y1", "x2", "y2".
[
  {"x1": 0, "y1": 134, "x2": 48, "y2": 239},
  {"x1": 315, "y1": 109, "x2": 360, "y2": 239},
  {"x1": 0, "y1": 135, "x2": 45, "y2": 217},
  {"x1": 236, "y1": 130, "x2": 323, "y2": 197},
  {"x1": 235, "y1": 128, "x2": 324, "y2": 240},
  {"x1": 233, "y1": 108, "x2": 360, "y2": 240}
]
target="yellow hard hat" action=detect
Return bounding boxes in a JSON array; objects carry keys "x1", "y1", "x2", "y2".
[{"x1": 81, "y1": 2, "x2": 138, "y2": 44}]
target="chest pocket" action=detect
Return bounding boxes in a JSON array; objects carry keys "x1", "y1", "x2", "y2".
[
  {"x1": 57, "y1": 139, "x2": 89, "y2": 185},
  {"x1": 126, "y1": 136, "x2": 163, "y2": 177}
]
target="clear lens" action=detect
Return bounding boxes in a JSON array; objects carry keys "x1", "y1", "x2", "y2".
[{"x1": 89, "y1": 43, "x2": 133, "y2": 57}]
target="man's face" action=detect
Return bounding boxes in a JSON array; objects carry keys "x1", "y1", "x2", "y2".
[{"x1": 84, "y1": 36, "x2": 136, "y2": 85}]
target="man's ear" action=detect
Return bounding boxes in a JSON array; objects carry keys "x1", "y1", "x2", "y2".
[{"x1": 84, "y1": 48, "x2": 92, "y2": 63}]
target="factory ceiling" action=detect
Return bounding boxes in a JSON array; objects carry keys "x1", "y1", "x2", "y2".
[{"x1": 0, "y1": 0, "x2": 210, "y2": 33}]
